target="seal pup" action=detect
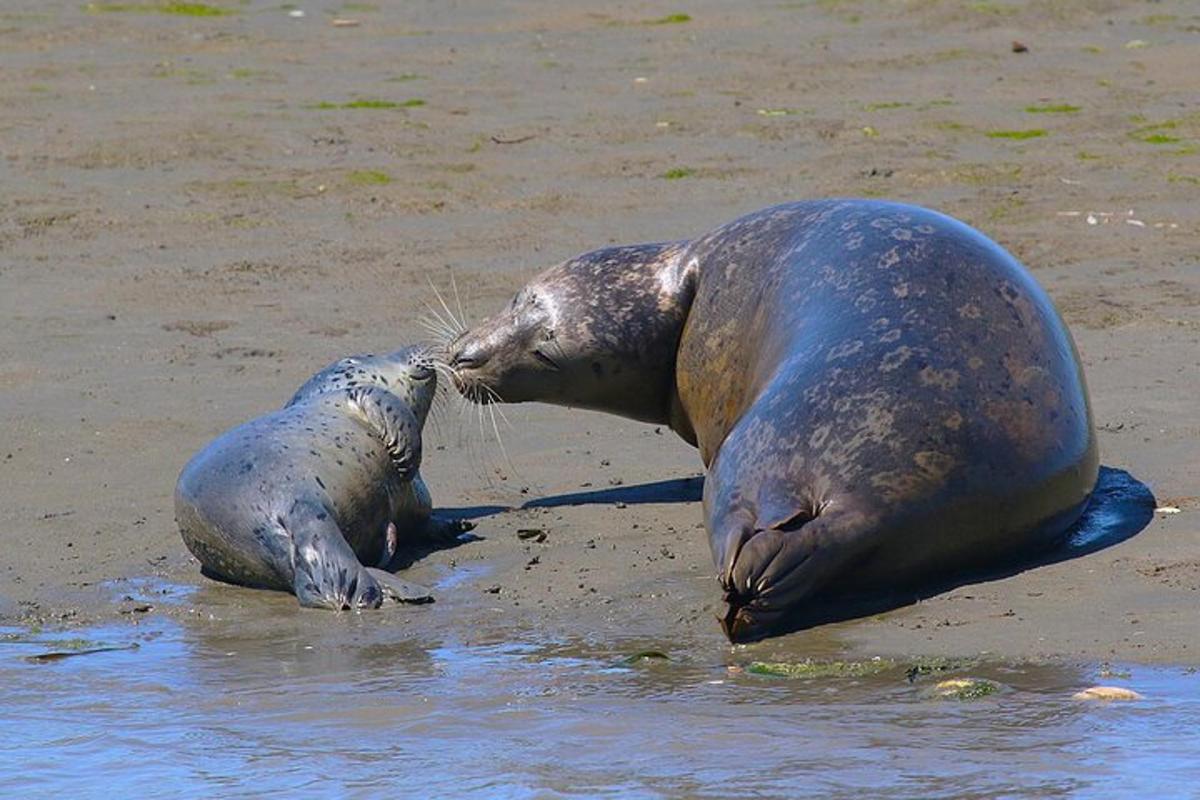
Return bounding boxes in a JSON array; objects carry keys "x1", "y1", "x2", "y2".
[
  {"x1": 445, "y1": 199, "x2": 1098, "y2": 641},
  {"x1": 176, "y1": 346, "x2": 443, "y2": 610}
]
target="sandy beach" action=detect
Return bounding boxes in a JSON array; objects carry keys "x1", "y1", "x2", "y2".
[{"x1": 2, "y1": 0, "x2": 1198, "y2": 666}]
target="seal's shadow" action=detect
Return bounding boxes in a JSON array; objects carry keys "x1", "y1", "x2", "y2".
[
  {"x1": 436, "y1": 476, "x2": 704, "y2": 520},
  {"x1": 772, "y1": 465, "x2": 1157, "y2": 634},
  {"x1": 195, "y1": 482, "x2": 704, "y2": 590},
  {"x1": 400, "y1": 477, "x2": 702, "y2": 570}
]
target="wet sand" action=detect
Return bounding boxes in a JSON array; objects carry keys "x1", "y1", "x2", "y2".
[{"x1": 1, "y1": 0, "x2": 1198, "y2": 664}]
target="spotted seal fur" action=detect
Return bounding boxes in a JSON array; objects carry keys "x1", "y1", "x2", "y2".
[
  {"x1": 447, "y1": 200, "x2": 1098, "y2": 641},
  {"x1": 175, "y1": 346, "x2": 442, "y2": 610}
]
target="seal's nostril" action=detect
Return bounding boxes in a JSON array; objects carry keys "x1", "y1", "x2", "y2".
[{"x1": 450, "y1": 348, "x2": 488, "y2": 370}]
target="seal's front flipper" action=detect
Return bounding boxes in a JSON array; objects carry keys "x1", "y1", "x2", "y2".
[
  {"x1": 340, "y1": 386, "x2": 423, "y2": 482},
  {"x1": 285, "y1": 500, "x2": 383, "y2": 611},
  {"x1": 419, "y1": 514, "x2": 478, "y2": 545},
  {"x1": 364, "y1": 567, "x2": 434, "y2": 605}
]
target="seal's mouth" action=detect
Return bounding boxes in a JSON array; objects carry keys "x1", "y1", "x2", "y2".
[
  {"x1": 410, "y1": 362, "x2": 436, "y2": 382},
  {"x1": 457, "y1": 380, "x2": 495, "y2": 404},
  {"x1": 444, "y1": 356, "x2": 495, "y2": 404},
  {"x1": 443, "y1": 335, "x2": 505, "y2": 404}
]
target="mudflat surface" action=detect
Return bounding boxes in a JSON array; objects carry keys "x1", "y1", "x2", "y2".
[{"x1": 1, "y1": 0, "x2": 1198, "y2": 665}]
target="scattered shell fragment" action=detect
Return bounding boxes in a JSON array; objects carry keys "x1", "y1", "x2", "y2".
[
  {"x1": 287, "y1": 9, "x2": 305, "y2": 18},
  {"x1": 1155, "y1": 506, "x2": 1181, "y2": 514},
  {"x1": 1074, "y1": 686, "x2": 1143, "y2": 701}
]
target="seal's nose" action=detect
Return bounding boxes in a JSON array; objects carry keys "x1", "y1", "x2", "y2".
[
  {"x1": 449, "y1": 341, "x2": 490, "y2": 371},
  {"x1": 411, "y1": 363, "x2": 436, "y2": 381}
]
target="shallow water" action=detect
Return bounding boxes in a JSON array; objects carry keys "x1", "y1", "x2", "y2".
[{"x1": 3, "y1": 584, "x2": 1198, "y2": 799}]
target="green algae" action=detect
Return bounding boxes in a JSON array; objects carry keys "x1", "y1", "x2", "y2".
[
  {"x1": 85, "y1": 2, "x2": 234, "y2": 15},
  {"x1": 986, "y1": 129, "x2": 1047, "y2": 140},
  {"x1": 645, "y1": 13, "x2": 691, "y2": 24},
  {"x1": 1024, "y1": 104, "x2": 1081, "y2": 114},
  {"x1": 309, "y1": 98, "x2": 424, "y2": 110},
  {"x1": 747, "y1": 659, "x2": 897, "y2": 679},
  {"x1": 346, "y1": 170, "x2": 391, "y2": 186}
]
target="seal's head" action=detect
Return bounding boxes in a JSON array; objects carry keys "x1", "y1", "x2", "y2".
[
  {"x1": 288, "y1": 345, "x2": 437, "y2": 423},
  {"x1": 445, "y1": 242, "x2": 695, "y2": 426}
]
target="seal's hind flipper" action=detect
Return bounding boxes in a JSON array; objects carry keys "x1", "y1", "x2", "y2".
[
  {"x1": 365, "y1": 567, "x2": 434, "y2": 605},
  {"x1": 284, "y1": 499, "x2": 383, "y2": 611}
]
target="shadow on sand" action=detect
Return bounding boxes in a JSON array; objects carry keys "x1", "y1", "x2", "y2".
[
  {"x1": 395, "y1": 476, "x2": 704, "y2": 569},
  {"x1": 435, "y1": 475, "x2": 704, "y2": 522}
]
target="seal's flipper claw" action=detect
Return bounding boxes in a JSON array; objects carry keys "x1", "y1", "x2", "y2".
[{"x1": 365, "y1": 567, "x2": 434, "y2": 605}]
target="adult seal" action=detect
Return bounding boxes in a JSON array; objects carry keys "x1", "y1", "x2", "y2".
[
  {"x1": 446, "y1": 199, "x2": 1098, "y2": 641},
  {"x1": 176, "y1": 346, "x2": 442, "y2": 610}
]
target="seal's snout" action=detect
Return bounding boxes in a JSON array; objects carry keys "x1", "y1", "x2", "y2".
[
  {"x1": 445, "y1": 335, "x2": 500, "y2": 403},
  {"x1": 449, "y1": 350, "x2": 488, "y2": 371},
  {"x1": 446, "y1": 331, "x2": 492, "y2": 371},
  {"x1": 408, "y1": 361, "x2": 436, "y2": 382}
]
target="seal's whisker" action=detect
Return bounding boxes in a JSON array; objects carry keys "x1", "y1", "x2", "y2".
[
  {"x1": 486, "y1": 400, "x2": 514, "y2": 473},
  {"x1": 424, "y1": 367, "x2": 455, "y2": 442},
  {"x1": 419, "y1": 303, "x2": 459, "y2": 344},
  {"x1": 427, "y1": 277, "x2": 467, "y2": 335},
  {"x1": 417, "y1": 319, "x2": 456, "y2": 350},
  {"x1": 428, "y1": 355, "x2": 513, "y2": 490},
  {"x1": 472, "y1": 392, "x2": 500, "y2": 487},
  {"x1": 427, "y1": 361, "x2": 467, "y2": 446},
  {"x1": 417, "y1": 309, "x2": 453, "y2": 335},
  {"x1": 450, "y1": 271, "x2": 469, "y2": 333},
  {"x1": 420, "y1": 294, "x2": 455, "y2": 329},
  {"x1": 455, "y1": 382, "x2": 496, "y2": 485},
  {"x1": 482, "y1": 385, "x2": 516, "y2": 431}
]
